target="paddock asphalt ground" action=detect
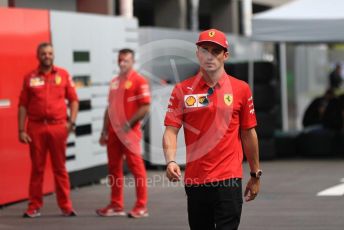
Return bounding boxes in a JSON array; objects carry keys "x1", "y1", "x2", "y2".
[{"x1": 1, "y1": 159, "x2": 344, "y2": 230}]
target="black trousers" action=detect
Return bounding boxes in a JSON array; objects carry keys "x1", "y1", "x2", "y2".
[{"x1": 185, "y1": 179, "x2": 243, "y2": 230}]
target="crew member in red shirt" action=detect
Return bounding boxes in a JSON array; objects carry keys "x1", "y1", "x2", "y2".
[
  {"x1": 163, "y1": 29, "x2": 262, "y2": 229},
  {"x1": 18, "y1": 42, "x2": 79, "y2": 218},
  {"x1": 96, "y1": 48, "x2": 150, "y2": 218}
]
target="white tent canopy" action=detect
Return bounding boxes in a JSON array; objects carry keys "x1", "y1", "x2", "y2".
[{"x1": 252, "y1": 0, "x2": 344, "y2": 42}]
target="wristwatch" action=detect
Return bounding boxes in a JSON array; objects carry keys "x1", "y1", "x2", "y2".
[
  {"x1": 70, "y1": 122, "x2": 76, "y2": 129},
  {"x1": 250, "y1": 169, "x2": 263, "y2": 179}
]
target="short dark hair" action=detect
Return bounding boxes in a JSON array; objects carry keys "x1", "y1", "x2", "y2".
[
  {"x1": 37, "y1": 42, "x2": 53, "y2": 54},
  {"x1": 119, "y1": 48, "x2": 135, "y2": 58}
]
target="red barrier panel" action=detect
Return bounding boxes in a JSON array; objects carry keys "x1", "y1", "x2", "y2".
[{"x1": 0, "y1": 8, "x2": 54, "y2": 205}]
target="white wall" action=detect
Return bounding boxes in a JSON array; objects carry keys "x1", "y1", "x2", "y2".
[{"x1": 50, "y1": 11, "x2": 138, "y2": 171}]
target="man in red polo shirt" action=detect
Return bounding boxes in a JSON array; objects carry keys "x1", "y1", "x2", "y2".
[
  {"x1": 163, "y1": 29, "x2": 262, "y2": 229},
  {"x1": 96, "y1": 48, "x2": 150, "y2": 218},
  {"x1": 18, "y1": 42, "x2": 79, "y2": 218}
]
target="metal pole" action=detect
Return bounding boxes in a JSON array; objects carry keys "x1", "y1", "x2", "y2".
[
  {"x1": 190, "y1": 0, "x2": 199, "y2": 31},
  {"x1": 243, "y1": 0, "x2": 253, "y2": 89},
  {"x1": 242, "y1": 0, "x2": 252, "y2": 37},
  {"x1": 120, "y1": 0, "x2": 133, "y2": 18},
  {"x1": 280, "y1": 43, "x2": 289, "y2": 131},
  {"x1": 179, "y1": 0, "x2": 187, "y2": 29},
  {"x1": 248, "y1": 45, "x2": 254, "y2": 93},
  {"x1": 231, "y1": 0, "x2": 239, "y2": 34},
  {"x1": 107, "y1": 0, "x2": 114, "y2": 15}
]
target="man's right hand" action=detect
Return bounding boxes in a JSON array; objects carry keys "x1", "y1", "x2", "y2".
[
  {"x1": 99, "y1": 132, "x2": 108, "y2": 146},
  {"x1": 19, "y1": 131, "x2": 32, "y2": 144},
  {"x1": 166, "y1": 161, "x2": 181, "y2": 182}
]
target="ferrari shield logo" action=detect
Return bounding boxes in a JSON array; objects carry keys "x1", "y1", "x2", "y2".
[
  {"x1": 55, "y1": 75, "x2": 62, "y2": 85},
  {"x1": 224, "y1": 94, "x2": 233, "y2": 106},
  {"x1": 125, "y1": 80, "x2": 132, "y2": 89},
  {"x1": 209, "y1": 31, "x2": 215, "y2": 37}
]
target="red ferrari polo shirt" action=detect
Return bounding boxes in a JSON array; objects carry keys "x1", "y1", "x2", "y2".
[
  {"x1": 19, "y1": 66, "x2": 78, "y2": 121},
  {"x1": 108, "y1": 70, "x2": 151, "y2": 138},
  {"x1": 164, "y1": 72, "x2": 257, "y2": 185}
]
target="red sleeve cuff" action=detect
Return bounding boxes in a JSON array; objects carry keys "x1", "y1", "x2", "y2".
[
  {"x1": 67, "y1": 92, "x2": 78, "y2": 102},
  {"x1": 240, "y1": 122, "x2": 257, "y2": 130},
  {"x1": 138, "y1": 97, "x2": 151, "y2": 105},
  {"x1": 164, "y1": 121, "x2": 182, "y2": 129}
]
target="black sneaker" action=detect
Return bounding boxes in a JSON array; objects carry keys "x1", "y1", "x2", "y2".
[
  {"x1": 23, "y1": 209, "x2": 41, "y2": 218},
  {"x1": 62, "y1": 209, "x2": 77, "y2": 217}
]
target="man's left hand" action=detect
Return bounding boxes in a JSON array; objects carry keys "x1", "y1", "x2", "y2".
[
  {"x1": 66, "y1": 121, "x2": 76, "y2": 134},
  {"x1": 244, "y1": 178, "x2": 260, "y2": 202}
]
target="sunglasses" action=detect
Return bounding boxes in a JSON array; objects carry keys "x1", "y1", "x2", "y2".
[{"x1": 207, "y1": 87, "x2": 214, "y2": 96}]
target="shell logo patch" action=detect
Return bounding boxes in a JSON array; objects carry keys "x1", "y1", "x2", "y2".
[
  {"x1": 55, "y1": 75, "x2": 62, "y2": 85},
  {"x1": 208, "y1": 31, "x2": 215, "y2": 37},
  {"x1": 125, "y1": 80, "x2": 132, "y2": 89},
  {"x1": 224, "y1": 94, "x2": 233, "y2": 106},
  {"x1": 185, "y1": 96, "x2": 196, "y2": 107}
]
